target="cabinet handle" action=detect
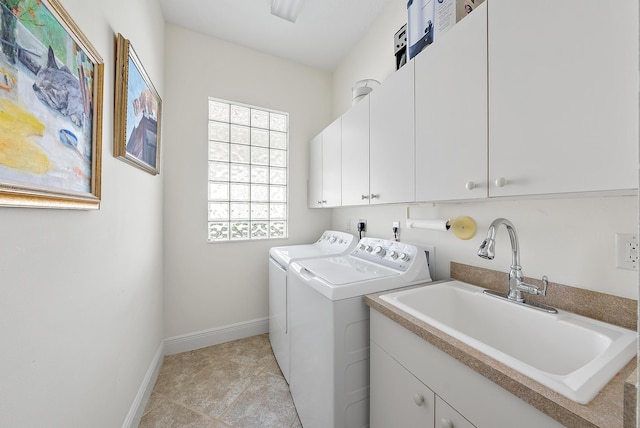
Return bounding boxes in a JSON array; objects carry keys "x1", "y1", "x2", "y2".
[
  {"x1": 361, "y1": 194, "x2": 370, "y2": 200},
  {"x1": 321, "y1": 200, "x2": 327, "y2": 204},
  {"x1": 439, "y1": 419, "x2": 454, "y2": 428},
  {"x1": 317, "y1": 200, "x2": 323, "y2": 205},
  {"x1": 370, "y1": 193, "x2": 380, "y2": 199},
  {"x1": 413, "y1": 393, "x2": 424, "y2": 406},
  {"x1": 465, "y1": 181, "x2": 476, "y2": 190},
  {"x1": 495, "y1": 177, "x2": 508, "y2": 188}
]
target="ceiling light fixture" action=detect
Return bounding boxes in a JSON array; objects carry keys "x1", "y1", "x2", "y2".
[{"x1": 271, "y1": 0, "x2": 304, "y2": 23}]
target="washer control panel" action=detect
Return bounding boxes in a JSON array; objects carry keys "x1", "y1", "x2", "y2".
[
  {"x1": 316, "y1": 231, "x2": 356, "y2": 251},
  {"x1": 351, "y1": 238, "x2": 423, "y2": 272}
]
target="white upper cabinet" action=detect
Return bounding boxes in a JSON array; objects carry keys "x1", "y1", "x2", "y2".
[
  {"x1": 307, "y1": 117, "x2": 342, "y2": 208},
  {"x1": 310, "y1": 0, "x2": 638, "y2": 208},
  {"x1": 487, "y1": 0, "x2": 639, "y2": 197},
  {"x1": 415, "y1": 3, "x2": 488, "y2": 202},
  {"x1": 369, "y1": 61, "x2": 416, "y2": 205},
  {"x1": 322, "y1": 117, "x2": 342, "y2": 207},
  {"x1": 307, "y1": 133, "x2": 323, "y2": 208},
  {"x1": 341, "y1": 96, "x2": 371, "y2": 206}
]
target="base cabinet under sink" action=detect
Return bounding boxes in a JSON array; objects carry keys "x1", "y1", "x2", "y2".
[
  {"x1": 371, "y1": 341, "x2": 475, "y2": 428},
  {"x1": 369, "y1": 309, "x2": 564, "y2": 428}
]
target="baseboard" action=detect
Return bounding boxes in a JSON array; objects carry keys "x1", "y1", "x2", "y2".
[
  {"x1": 122, "y1": 341, "x2": 165, "y2": 428},
  {"x1": 164, "y1": 317, "x2": 269, "y2": 355}
]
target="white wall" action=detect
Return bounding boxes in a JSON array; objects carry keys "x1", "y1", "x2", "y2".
[
  {"x1": 163, "y1": 25, "x2": 332, "y2": 339},
  {"x1": 331, "y1": 1, "x2": 639, "y2": 300},
  {"x1": 332, "y1": 0, "x2": 406, "y2": 117},
  {"x1": 332, "y1": 197, "x2": 638, "y2": 299},
  {"x1": 0, "y1": 0, "x2": 165, "y2": 427}
]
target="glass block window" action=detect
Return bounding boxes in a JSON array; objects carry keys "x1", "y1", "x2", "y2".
[{"x1": 208, "y1": 98, "x2": 288, "y2": 242}]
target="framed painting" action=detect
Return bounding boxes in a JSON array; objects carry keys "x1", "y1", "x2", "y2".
[
  {"x1": 0, "y1": 0, "x2": 103, "y2": 209},
  {"x1": 114, "y1": 33, "x2": 161, "y2": 175}
]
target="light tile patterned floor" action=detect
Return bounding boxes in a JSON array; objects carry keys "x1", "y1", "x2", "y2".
[{"x1": 139, "y1": 334, "x2": 301, "y2": 428}]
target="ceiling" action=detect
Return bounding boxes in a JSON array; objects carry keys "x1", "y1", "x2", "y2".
[{"x1": 158, "y1": 0, "x2": 395, "y2": 71}]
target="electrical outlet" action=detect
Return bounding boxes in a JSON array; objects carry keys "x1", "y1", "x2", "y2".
[
  {"x1": 615, "y1": 233, "x2": 638, "y2": 270},
  {"x1": 392, "y1": 221, "x2": 400, "y2": 240},
  {"x1": 357, "y1": 219, "x2": 367, "y2": 232}
]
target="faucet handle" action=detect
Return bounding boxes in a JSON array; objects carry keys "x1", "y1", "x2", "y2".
[
  {"x1": 539, "y1": 275, "x2": 549, "y2": 296},
  {"x1": 517, "y1": 275, "x2": 548, "y2": 296}
]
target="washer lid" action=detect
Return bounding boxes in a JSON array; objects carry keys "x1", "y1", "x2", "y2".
[
  {"x1": 297, "y1": 256, "x2": 399, "y2": 285},
  {"x1": 269, "y1": 230, "x2": 357, "y2": 266},
  {"x1": 270, "y1": 244, "x2": 327, "y2": 266}
]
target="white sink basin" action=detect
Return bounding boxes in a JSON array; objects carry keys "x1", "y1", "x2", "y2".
[{"x1": 379, "y1": 280, "x2": 637, "y2": 404}]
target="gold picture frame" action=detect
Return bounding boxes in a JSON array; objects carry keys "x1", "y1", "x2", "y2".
[
  {"x1": 114, "y1": 33, "x2": 161, "y2": 175},
  {"x1": 0, "y1": 0, "x2": 104, "y2": 209}
]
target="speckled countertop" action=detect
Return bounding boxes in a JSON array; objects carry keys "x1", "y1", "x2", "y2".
[{"x1": 365, "y1": 263, "x2": 638, "y2": 428}]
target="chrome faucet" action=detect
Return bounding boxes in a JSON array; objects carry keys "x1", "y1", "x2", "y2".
[{"x1": 477, "y1": 218, "x2": 549, "y2": 303}]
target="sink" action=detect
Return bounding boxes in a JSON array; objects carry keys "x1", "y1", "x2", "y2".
[{"x1": 379, "y1": 280, "x2": 637, "y2": 404}]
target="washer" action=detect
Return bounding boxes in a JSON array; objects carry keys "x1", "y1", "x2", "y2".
[
  {"x1": 269, "y1": 230, "x2": 357, "y2": 383},
  {"x1": 288, "y1": 237, "x2": 435, "y2": 428}
]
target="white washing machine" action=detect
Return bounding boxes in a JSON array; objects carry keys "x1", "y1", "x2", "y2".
[
  {"x1": 288, "y1": 237, "x2": 435, "y2": 428},
  {"x1": 269, "y1": 230, "x2": 357, "y2": 383}
]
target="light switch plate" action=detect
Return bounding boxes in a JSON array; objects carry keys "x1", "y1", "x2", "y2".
[{"x1": 615, "y1": 233, "x2": 638, "y2": 270}]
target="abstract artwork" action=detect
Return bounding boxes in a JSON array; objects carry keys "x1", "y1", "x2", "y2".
[
  {"x1": 114, "y1": 33, "x2": 161, "y2": 175},
  {"x1": 0, "y1": 0, "x2": 104, "y2": 209}
]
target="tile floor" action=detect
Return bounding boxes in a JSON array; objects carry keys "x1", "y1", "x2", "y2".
[{"x1": 139, "y1": 334, "x2": 301, "y2": 428}]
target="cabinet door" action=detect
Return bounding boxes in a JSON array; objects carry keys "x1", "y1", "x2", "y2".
[
  {"x1": 435, "y1": 396, "x2": 476, "y2": 428},
  {"x1": 307, "y1": 133, "x2": 323, "y2": 208},
  {"x1": 488, "y1": 0, "x2": 639, "y2": 196},
  {"x1": 369, "y1": 61, "x2": 416, "y2": 204},
  {"x1": 341, "y1": 96, "x2": 370, "y2": 206},
  {"x1": 370, "y1": 341, "x2": 435, "y2": 428},
  {"x1": 322, "y1": 117, "x2": 342, "y2": 207},
  {"x1": 415, "y1": 3, "x2": 487, "y2": 202}
]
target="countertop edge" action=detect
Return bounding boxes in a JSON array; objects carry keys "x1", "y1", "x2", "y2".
[{"x1": 365, "y1": 289, "x2": 636, "y2": 428}]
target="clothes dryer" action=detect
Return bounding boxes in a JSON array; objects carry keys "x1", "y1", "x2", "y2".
[{"x1": 268, "y1": 230, "x2": 357, "y2": 383}]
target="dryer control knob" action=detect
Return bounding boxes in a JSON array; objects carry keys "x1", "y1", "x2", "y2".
[
  {"x1": 329, "y1": 236, "x2": 337, "y2": 243},
  {"x1": 399, "y1": 253, "x2": 410, "y2": 262},
  {"x1": 389, "y1": 251, "x2": 398, "y2": 260},
  {"x1": 373, "y1": 246, "x2": 386, "y2": 257},
  {"x1": 365, "y1": 245, "x2": 373, "y2": 252}
]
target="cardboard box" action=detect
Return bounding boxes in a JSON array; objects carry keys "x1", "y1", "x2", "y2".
[{"x1": 434, "y1": 0, "x2": 485, "y2": 41}]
